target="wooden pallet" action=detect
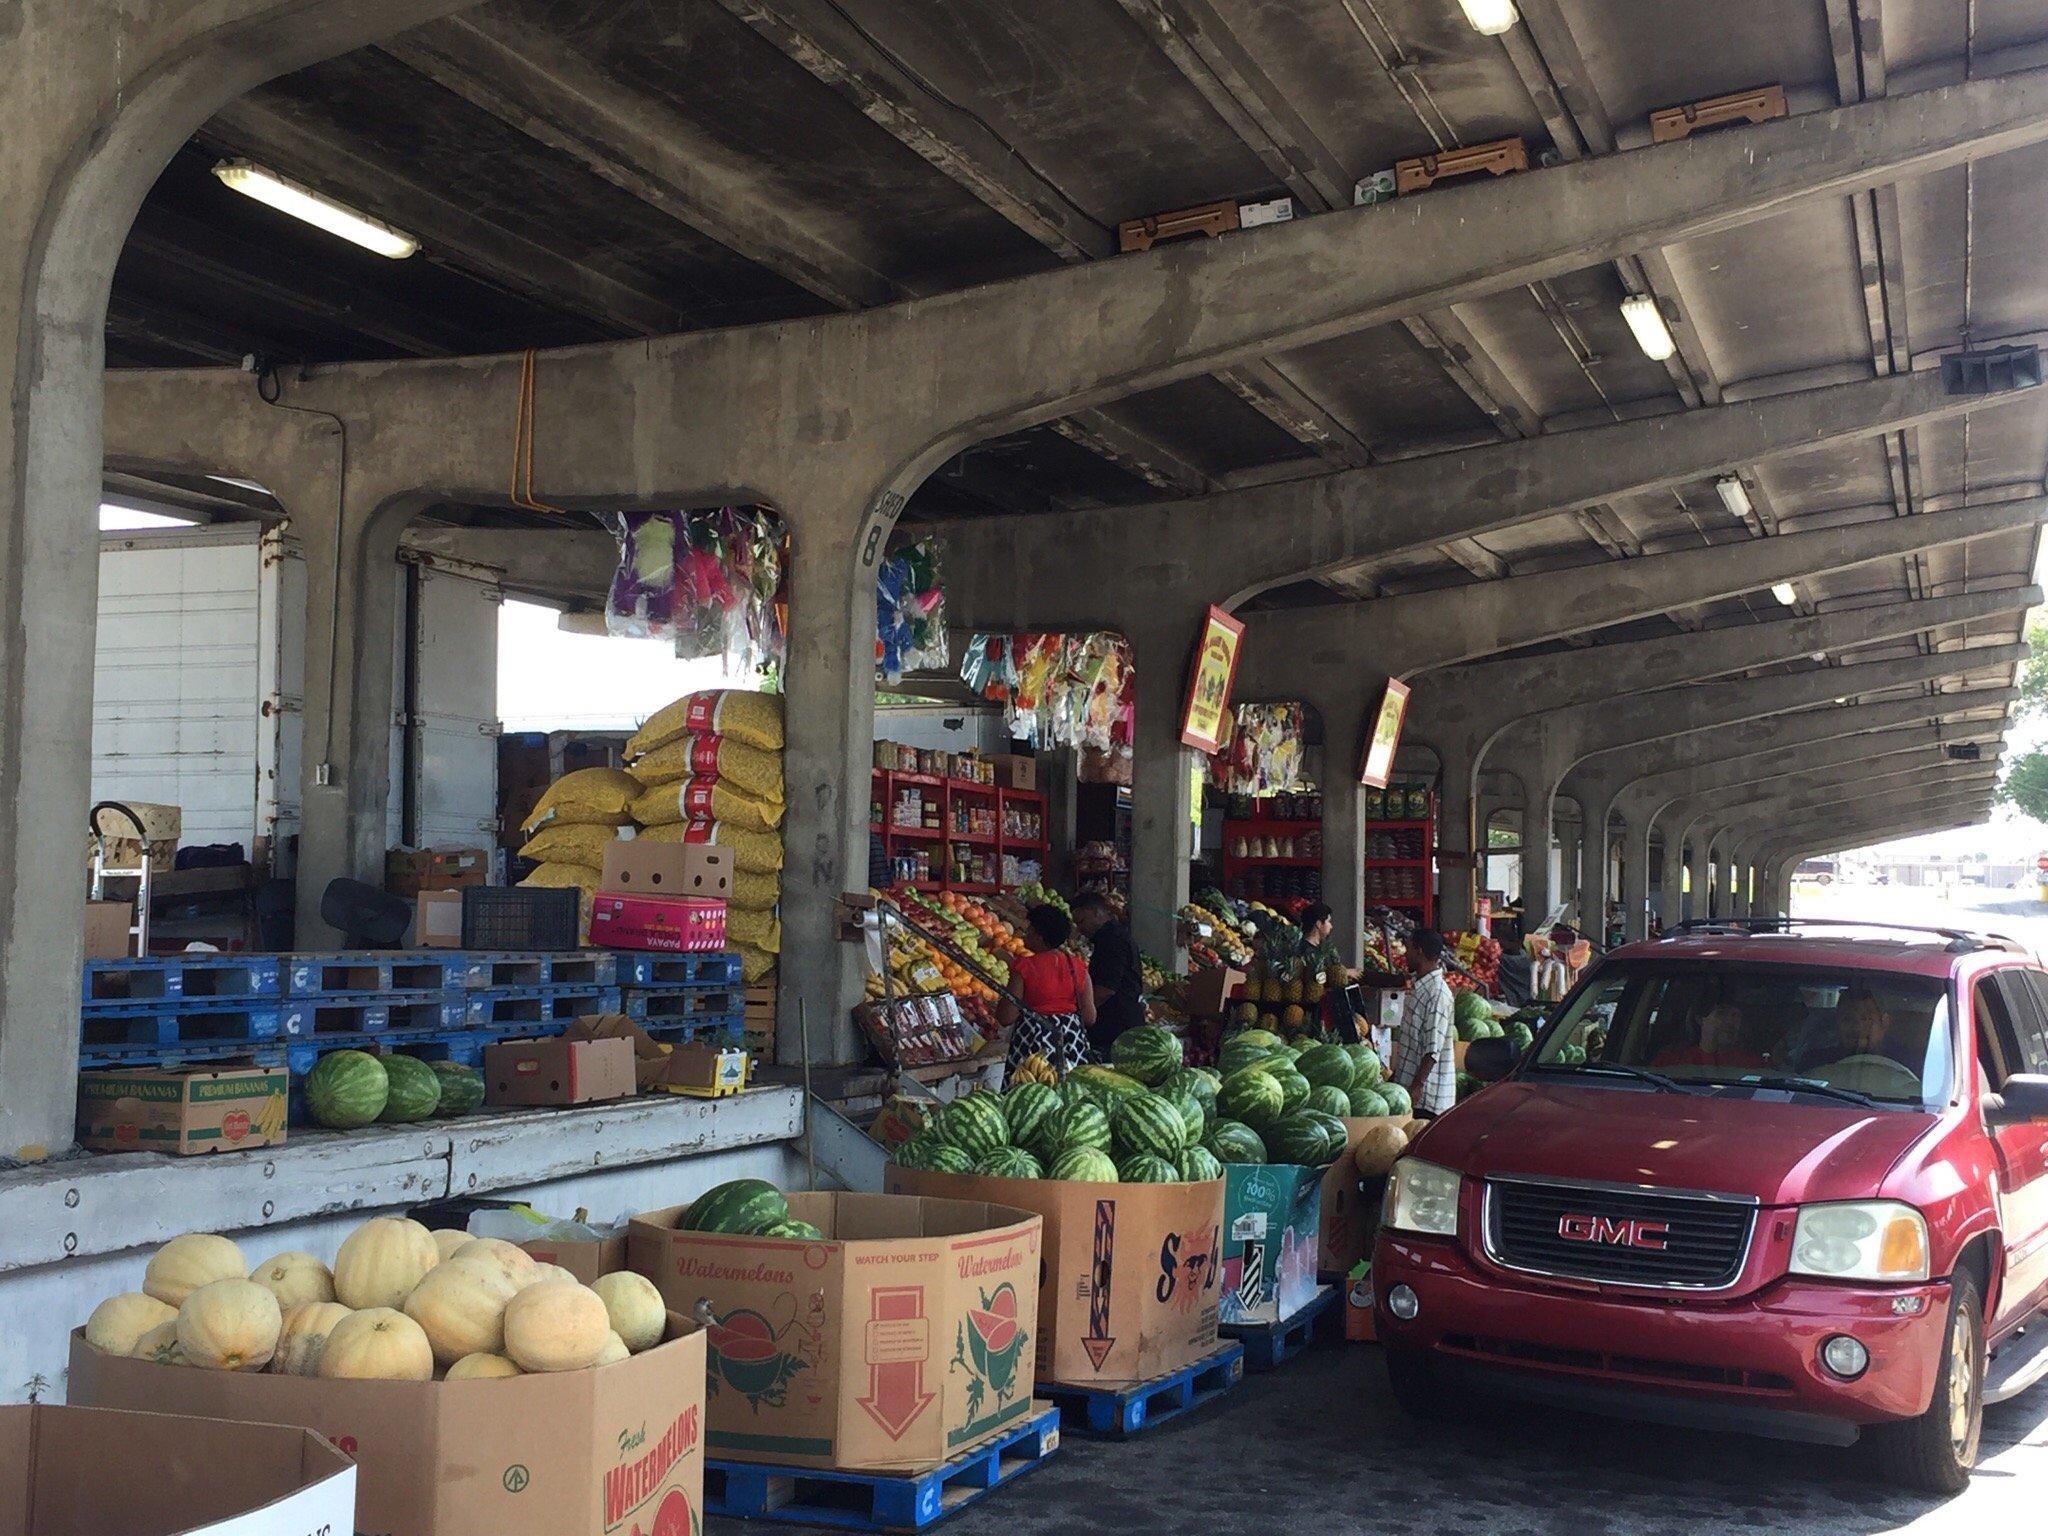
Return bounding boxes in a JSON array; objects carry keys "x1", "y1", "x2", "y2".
[
  {"x1": 1395, "y1": 136, "x2": 1528, "y2": 195},
  {"x1": 1040, "y1": 1343, "x2": 1244, "y2": 1437},
  {"x1": 1650, "y1": 84, "x2": 1786, "y2": 143},
  {"x1": 1220, "y1": 1284, "x2": 1337, "y2": 1370}
]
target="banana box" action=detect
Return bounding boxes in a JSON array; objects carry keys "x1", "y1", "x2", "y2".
[{"x1": 77, "y1": 1062, "x2": 287, "y2": 1155}]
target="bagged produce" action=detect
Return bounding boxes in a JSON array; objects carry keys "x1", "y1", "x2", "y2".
[
  {"x1": 520, "y1": 766, "x2": 639, "y2": 833},
  {"x1": 736, "y1": 945, "x2": 777, "y2": 984},
  {"x1": 629, "y1": 688, "x2": 784, "y2": 756},
  {"x1": 628, "y1": 733, "x2": 783, "y2": 803},
  {"x1": 730, "y1": 870, "x2": 780, "y2": 912},
  {"x1": 637, "y1": 818, "x2": 782, "y2": 873},
  {"x1": 517, "y1": 822, "x2": 624, "y2": 866},
  {"x1": 628, "y1": 774, "x2": 782, "y2": 832},
  {"x1": 726, "y1": 908, "x2": 780, "y2": 954}
]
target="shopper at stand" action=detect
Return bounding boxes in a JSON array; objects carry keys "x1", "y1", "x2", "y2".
[
  {"x1": 999, "y1": 904, "x2": 1096, "y2": 1079},
  {"x1": 1391, "y1": 929, "x2": 1457, "y2": 1118},
  {"x1": 1073, "y1": 891, "x2": 1144, "y2": 1058}
]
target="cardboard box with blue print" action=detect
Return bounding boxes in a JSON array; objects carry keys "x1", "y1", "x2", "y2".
[{"x1": 1219, "y1": 1162, "x2": 1326, "y2": 1326}]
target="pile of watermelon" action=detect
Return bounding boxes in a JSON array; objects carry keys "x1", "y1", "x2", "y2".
[
  {"x1": 302, "y1": 1048, "x2": 487, "y2": 1130},
  {"x1": 1210, "y1": 1031, "x2": 1403, "y2": 1166},
  {"x1": 1453, "y1": 990, "x2": 1507, "y2": 1042},
  {"x1": 676, "y1": 1178, "x2": 827, "y2": 1240}
]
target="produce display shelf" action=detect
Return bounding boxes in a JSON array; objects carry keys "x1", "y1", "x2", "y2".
[
  {"x1": 703, "y1": 1403, "x2": 1060, "y2": 1531},
  {"x1": 951, "y1": 882, "x2": 1000, "y2": 895},
  {"x1": 1221, "y1": 1284, "x2": 1338, "y2": 1371},
  {"x1": 1041, "y1": 1342, "x2": 1245, "y2": 1437},
  {"x1": 80, "y1": 954, "x2": 279, "y2": 1003}
]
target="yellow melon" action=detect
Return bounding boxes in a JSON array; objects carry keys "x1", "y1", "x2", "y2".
[
  {"x1": 502, "y1": 1281, "x2": 611, "y2": 1373},
  {"x1": 1351, "y1": 1121, "x2": 1411, "y2": 1178},
  {"x1": 431, "y1": 1228, "x2": 474, "y2": 1263},
  {"x1": 450, "y1": 1238, "x2": 540, "y2": 1289},
  {"x1": 591, "y1": 1271, "x2": 666, "y2": 1354},
  {"x1": 333, "y1": 1217, "x2": 440, "y2": 1310},
  {"x1": 595, "y1": 1331, "x2": 630, "y2": 1367},
  {"x1": 251, "y1": 1250, "x2": 336, "y2": 1308},
  {"x1": 271, "y1": 1301, "x2": 354, "y2": 1376},
  {"x1": 131, "y1": 1320, "x2": 188, "y2": 1365},
  {"x1": 177, "y1": 1278, "x2": 282, "y2": 1371},
  {"x1": 445, "y1": 1352, "x2": 523, "y2": 1380},
  {"x1": 528, "y1": 1262, "x2": 579, "y2": 1288},
  {"x1": 316, "y1": 1308, "x2": 434, "y2": 1381},
  {"x1": 143, "y1": 1233, "x2": 246, "y2": 1306},
  {"x1": 84, "y1": 1292, "x2": 177, "y2": 1356},
  {"x1": 402, "y1": 1260, "x2": 520, "y2": 1364}
]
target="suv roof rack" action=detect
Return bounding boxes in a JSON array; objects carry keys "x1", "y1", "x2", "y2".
[{"x1": 1662, "y1": 916, "x2": 2029, "y2": 955}]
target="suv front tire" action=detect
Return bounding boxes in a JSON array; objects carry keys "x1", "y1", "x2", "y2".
[{"x1": 1873, "y1": 1270, "x2": 1983, "y2": 1495}]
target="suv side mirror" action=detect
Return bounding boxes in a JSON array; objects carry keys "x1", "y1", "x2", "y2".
[
  {"x1": 1984, "y1": 1074, "x2": 2048, "y2": 1127},
  {"x1": 1465, "y1": 1037, "x2": 1518, "y2": 1082}
]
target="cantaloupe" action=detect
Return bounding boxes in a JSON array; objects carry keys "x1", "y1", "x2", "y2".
[
  {"x1": 450, "y1": 1238, "x2": 540, "y2": 1289},
  {"x1": 132, "y1": 1320, "x2": 187, "y2": 1365},
  {"x1": 595, "y1": 1331, "x2": 630, "y2": 1367},
  {"x1": 591, "y1": 1271, "x2": 666, "y2": 1354},
  {"x1": 316, "y1": 1308, "x2": 434, "y2": 1381},
  {"x1": 177, "y1": 1279, "x2": 282, "y2": 1371},
  {"x1": 143, "y1": 1234, "x2": 246, "y2": 1306},
  {"x1": 333, "y1": 1217, "x2": 440, "y2": 1310},
  {"x1": 1351, "y1": 1120, "x2": 1410, "y2": 1178},
  {"x1": 445, "y1": 1352, "x2": 523, "y2": 1380},
  {"x1": 251, "y1": 1251, "x2": 336, "y2": 1308},
  {"x1": 272, "y1": 1301, "x2": 353, "y2": 1376},
  {"x1": 431, "y1": 1228, "x2": 474, "y2": 1263},
  {"x1": 402, "y1": 1260, "x2": 520, "y2": 1364},
  {"x1": 502, "y1": 1280, "x2": 610, "y2": 1373},
  {"x1": 527, "y1": 1262, "x2": 579, "y2": 1288},
  {"x1": 85, "y1": 1293, "x2": 176, "y2": 1356}
]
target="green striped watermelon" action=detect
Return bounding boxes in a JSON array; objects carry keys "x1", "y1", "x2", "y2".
[
  {"x1": 1170, "y1": 1094, "x2": 1206, "y2": 1146},
  {"x1": 303, "y1": 1050, "x2": 387, "y2": 1129},
  {"x1": 758, "y1": 1219, "x2": 825, "y2": 1240},
  {"x1": 1002, "y1": 1082, "x2": 1059, "y2": 1149},
  {"x1": 682, "y1": 1179, "x2": 789, "y2": 1234},
  {"x1": 429, "y1": 1060, "x2": 485, "y2": 1117},
  {"x1": 1218, "y1": 1066, "x2": 1285, "y2": 1128},
  {"x1": 1262, "y1": 1115, "x2": 1330, "y2": 1167},
  {"x1": 926, "y1": 1144, "x2": 976, "y2": 1175},
  {"x1": 1040, "y1": 1100, "x2": 1111, "y2": 1155},
  {"x1": 1269, "y1": 1068, "x2": 1312, "y2": 1116},
  {"x1": 1307, "y1": 1084, "x2": 1352, "y2": 1119},
  {"x1": 1297, "y1": 1043, "x2": 1357, "y2": 1096},
  {"x1": 1177, "y1": 1145, "x2": 1224, "y2": 1182},
  {"x1": 1377, "y1": 1082, "x2": 1413, "y2": 1116},
  {"x1": 1303, "y1": 1111, "x2": 1350, "y2": 1159},
  {"x1": 1113, "y1": 1093, "x2": 1190, "y2": 1160},
  {"x1": 1205, "y1": 1120, "x2": 1267, "y2": 1164},
  {"x1": 1231, "y1": 1028, "x2": 1287, "y2": 1054},
  {"x1": 1161, "y1": 1068, "x2": 1219, "y2": 1119},
  {"x1": 975, "y1": 1146, "x2": 1044, "y2": 1180},
  {"x1": 1344, "y1": 1044, "x2": 1384, "y2": 1087},
  {"x1": 1220, "y1": 1038, "x2": 1287, "y2": 1076},
  {"x1": 1047, "y1": 1146, "x2": 1119, "y2": 1183},
  {"x1": 1110, "y1": 1025, "x2": 1183, "y2": 1086},
  {"x1": 940, "y1": 1094, "x2": 1010, "y2": 1158},
  {"x1": 1118, "y1": 1153, "x2": 1181, "y2": 1184},
  {"x1": 377, "y1": 1055, "x2": 442, "y2": 1123},
  {"x1": 891, "y1": 1134, "x2": 944, "y2": 1170},
  {"x1": 1068, "y1": 1065, "x2": 1147, "y2": 1102},
  {"x1": 1348, "y1": 1087, "x2": 1391, "y2": 1118}
]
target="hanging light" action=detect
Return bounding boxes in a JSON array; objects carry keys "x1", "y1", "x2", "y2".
[
  {"x1": 212, "y1": 159, "x2": 419, "y2": 258},
  {"x1": 1457, "y1": 0, "x2": 1520, "y2": 34},
  {"x1": 1621, "y1": 293, "x2": 1678, "y2": 361},
  {"x1": 1771, "y1": 582, "x2": 1800, "y2": 606}
]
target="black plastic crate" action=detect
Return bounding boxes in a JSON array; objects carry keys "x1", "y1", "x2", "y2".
[{"x1": 460, "y1": 887, "x2": 580, "y2": 951}]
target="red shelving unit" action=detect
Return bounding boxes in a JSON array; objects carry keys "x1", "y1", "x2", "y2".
[
  {"x1": 1365, "y1": 814, "x2": 1436, "y2": 918},
  {"x1": 871, "y1": 768, "x2": 1047, "y2": 892},
  {"x1": 1221, "y1": 799, "x2": 1324, "y2": 903}
]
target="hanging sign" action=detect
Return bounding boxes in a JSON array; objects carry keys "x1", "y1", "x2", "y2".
[
  {"x1": 1178, "y1": 605, "x2": 1246, "y2": 753},
  {"x1": 1358, "y1": 677, "x2": 1410, "y2": 788}
]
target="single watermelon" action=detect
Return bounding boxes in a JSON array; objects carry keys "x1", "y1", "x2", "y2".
[
  {"x1": 1113, "y1": 1093, "x2": 1190, "y2": 1160},
  {"x1": 891, "y1": 1134, "x2": 943, "y2": 1170},
  {"x1": 1002, "y1": 1082, "x2": 1059, "y2": 1149},
  {"x1": 1068, "y1": 1065, "x2": 1148, "y2": 1102},
  {"x1": 1348, "y1": 1087, "x2": 1391, "y2": 1118},
  {"x1": 1160, "y1": 1068, "x2": 1218, "y2": 1120},
  {"x1": 377, "y1": 1054, "x2": 441, "y2": 1123},
  {"x1": 1268, "y1": 1068, "x2": 1312, "y2": 1116},
  {"x1": 1205, "y1": 1119, "x2": 1267, "y2": 1164},
  {"x1": 1177, "y1": 1145, "x2": 1224, "y2": 1183},
  {"x1": 1170, "y1": 1093, "x2": 1206, "y2": 1146},
  {"x1": 1507, "y1": 1022, "x2": 1535, "y2": 1053},
  {"x1": 1046, "y1": 1146, "x2": 1119, "y2": 1183},
  {"x1": 1303, "y1": 1110, "x2": 1350, "y2": 1159},
  {"x1": 428, "y1": 1060, "x2": 485, "y2": 1117},
  {"x1": 940, "y1": 1094, "x2": 1010, "y2": 1158},
  {"x1": 1039, "y1": 1100, "x2": 1111, "y2": 1156},
  {"x1": 758, "y1": 1219, "x2": 825, "y2": 1240},
  {"x1": 303, "y1": 1049, "x2": 387, "y2": 1129},
  {"x1": 1230, "y1": 1028, "x2": 1286, "y2": 1054},
  {"x1": 1297, "y1": 1043, "x2": 1357, "y2": 1096},
  {"x1": 1118, "y1": 1153, "x2": 1181, "y2": 1184},
  {"x1": 1220, "y1": 1037, "x2": 1288, "y2": 1076},
  {"x1": 1377, "y1": 1082, "x2": 1413, "y2": 1116},
  {"x1": 1344, "y1": 1044, "x2": 1384, "y2": 1087},
  {"x1": 1111, "y1": 1025, "x2": 1184, "y2": 1086},
  {"x1": 1218, "y1": 1066, "x2": 1285, "y2": 1129},
  {"x1": 975, "y1": 1146, "x2": 1044, "y2": 1180},
  {"x1": 682, "y1": 1179, "x2": 789, "y2": 1234},
  {"x1": 1262, "y1": 1115, "x2": 1330, "y2": 1166},
  {"x1": 1307, "y1": 1084, "x2": 1352, "y2": 1119},
  {"x1": 1453, "y1": 989, "x2": 1494, "y2": 1042},
  {"x1": 926, "y1": 1144, "x2": 976, "y2": 1175}
]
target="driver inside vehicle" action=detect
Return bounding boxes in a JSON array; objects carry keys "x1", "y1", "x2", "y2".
[{"x1": 1801, "y1": 985, "x2": 1903, "y2": 1070}]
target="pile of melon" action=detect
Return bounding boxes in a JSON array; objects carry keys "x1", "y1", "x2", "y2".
[{"x1": 81, "y1": 1218, "x2": 670, "y2": 1382}]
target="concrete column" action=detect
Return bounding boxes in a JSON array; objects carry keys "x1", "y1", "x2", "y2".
[
  {"x1": 1316, "y1": 697, "x2": 1369, "y2": 963},
  {"x1": 1125, "y1": 617, "x2": 1201, "y2": 960},
  {"x1": 1520, "y1": 776, "x2": 1553, "y2": 927},
  {"x1": 1435, "y1": 739, "x2": 1480, "y2": 931},
  {"x1": 1557, "y1": 818, "x2": 1583, "y2": 924},
  {"x1": 1658, "y1": 835, "x2": 1685, "y2": 931},
  {"x1": 1686, "y1": 836, "x2": 1713, "y2": 924},
  {"x1": 1619, "y1": 814, "x2": 1652, "y2": 942}
]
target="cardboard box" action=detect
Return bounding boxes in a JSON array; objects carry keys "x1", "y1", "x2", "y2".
[
  {"x1": 629, "y1": 1192, "x2": 1041, "y2": 1472},
  {"x1": 0, "y1": 1403, "x2": 355, "y2": 1536},
  {"x1": 1219, "y1": 1162, "x2": 1326, "y2": 1326},
  {"x1": 589, "y1": 894, "x2": 727, "y2": 953},
  {"x1": 83, "y1": 900, "x2": 132, "y2": 960},
  {"x1": 521, "y1": 1233, "x2": 629, "y2": 1285},
  {"x1": 985, "y1": 753, "x2": 1037, "y2": 792},
  {"x1": 1318, "y1": 1116, "x2": 1416, "y2": 1276},
  {"x1": 415, "y1": 888, "x2": 464, "y2": 949},
  {"x1": 77, "y1": 1064, "x2": 287, "y2": 1156},
  {"x1": 70, "y1": 1318, "x2": 706, "y2": 1536},
  {"x1": 386, "y1": 847, "x2": 490, "y2": 896},
  {"x1": 649, "y1": 1042, "x2": 748, "y2": 1097},
  {"x1": 1181, "y1": 965, "x2": 1247, "y2": 1020},
  {"x1": 484, "y1": 1036, "x2": 637, "y2": 1107},
  {"x1": 600, "y1": 841, "x2": 732, "y2": 900},
  {"x1": 886, "y1": 1168, "x2": 1222, "y2": 1388}
]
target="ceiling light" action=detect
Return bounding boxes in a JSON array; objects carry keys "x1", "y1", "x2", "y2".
[
  {"x1": 1715, "y1": 475, "x2": 1753, "y2": 519},
  {"x1": 1771, "y1": 582, "x2": 1800, "y2": 606},
  {"x1": 212, "y1": 159, "x2": 418, "y2": 258},
  {"x1": 1456, "y1": 0, "x2": 1519, "y2": 34},
  {"x1": 1621, "y1": 294, "x2": 1678, "y2": 361}
]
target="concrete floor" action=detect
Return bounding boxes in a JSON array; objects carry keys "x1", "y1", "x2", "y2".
[{"x1": 706, "y1": 1337, "x2": 2048, "y2": 1536}]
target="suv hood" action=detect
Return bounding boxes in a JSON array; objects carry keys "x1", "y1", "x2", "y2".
[{"x1": 1416, "y1": 1080, "x2": 1937, "y2": 1206}]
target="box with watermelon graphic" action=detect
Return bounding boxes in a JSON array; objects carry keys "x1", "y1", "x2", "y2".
[
  {"x1": 885, "y1": 1167, "x2": 1226, "y2": 1388},
  {"x1": 627, "y1": 1192, "x2": 1041, "y2": 1474},
  {"x1": 1219, "y1": 1162, "x2": 1326, "y2": 1326}
]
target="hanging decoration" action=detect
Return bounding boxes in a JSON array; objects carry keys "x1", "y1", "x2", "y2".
[
  {"x1": 1211, "y1": 702, "x2": 1309, "y2": 794},
  {"x1": 961, "y1": 632, "x2": 1136, "y2": 754},
  {"x1": 875, "y1": 539, "x2": 949, "y2": 683},
  {"x1": 604, "y1": 507, "x2": 786, "y2": 676}
]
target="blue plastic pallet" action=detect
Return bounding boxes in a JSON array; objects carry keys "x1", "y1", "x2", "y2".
[
  {"x1": 279, "y1": 991, "x2": 467, "y2": 1038},
  {"x1": 78, "y1": 999, "x2": 282, "y2": 1050},
  {"x1": 283, "y1": 953, "x2": 470, "y2": 997},
  {"x1": 80, "y1": 1038, "x2": 287, "y2": 1071},
  {"x1": 1041, "y1": 1343, "x2": 1244, "y2": 1437},
  {"x1": 704, "y1": 1404, "x2": 1059, "y2": 1531},
  {"x1": 1220, "y1": 1285, "x2": 1337, "y2": 1371},
  {"x1": 638, "y1": 1013, "x2": 745, "y2": 1046},
  {"x1": 451, "y1": 952, "x2": 620, "y2": 990},
  {"x1": 81, "y1": 955, "x2": 281, "y2": 1004},
  {"x1": 450, "y1": 984, "x2": 618, "y2": 1028},
  {"x1": 611, "y1": 951, "x2": 742, "y2": 988},
  {"x1": 617, "y1": 985, "x2": 744, "y2": 1024}
]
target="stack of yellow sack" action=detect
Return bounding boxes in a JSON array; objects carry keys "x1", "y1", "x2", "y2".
[
  {"x1": 627, "y1": 690, "x2": 784, "y2": 982},
  {"x1": 515, "y1": 766, "x2": 642, "y2": 940}
]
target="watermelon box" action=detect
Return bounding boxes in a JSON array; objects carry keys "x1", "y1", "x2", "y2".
[
  {"x1": 628, "y1": 1191, "x2": 1041, "y2": 1474},
  {"x1": 68, "y1": 1314, "x2": 706, "y2": 1536},
  {"x1": 886, "y1": 1166, "x2": 1225, "y2": 1389},
  {"x1": 1220, "y1": 1162, "x2": 1326, "y2": 1327}
]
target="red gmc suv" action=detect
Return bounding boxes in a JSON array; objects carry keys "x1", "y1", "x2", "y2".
[{"x1": 1373, "y1": 920, "x2": 2048, "y2": 1493}]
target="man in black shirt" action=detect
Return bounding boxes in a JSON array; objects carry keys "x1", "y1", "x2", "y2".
[{"x1": 1074, "y1": 892, "x2": 1144, "y2": 1059}]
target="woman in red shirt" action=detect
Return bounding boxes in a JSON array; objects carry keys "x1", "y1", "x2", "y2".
[{"x1": 999, "y1": 904, "x2": 1097, "y2": 1081}]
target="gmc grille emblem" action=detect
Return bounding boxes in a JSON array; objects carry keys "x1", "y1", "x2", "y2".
[{"x1": 1557, "y1": 1213, "x2": 1671, "y2": 1251}]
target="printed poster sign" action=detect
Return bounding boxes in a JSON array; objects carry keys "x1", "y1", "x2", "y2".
[
  {"x1": 1358, "y1": 677, "x2": 1410, "y2": 789},
  {"x1": 1179, "y1": 606, "x2": 1246, "y2": 754}
]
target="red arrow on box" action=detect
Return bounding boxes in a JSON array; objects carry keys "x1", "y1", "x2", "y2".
[{"x1": 859, "y1": 1285, "x2": 935, "y2": 1439}]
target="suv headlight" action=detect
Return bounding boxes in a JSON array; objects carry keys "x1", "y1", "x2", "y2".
[
  {"x1": 1383, "y1": 1158, "x2": 1461, "y2": 1238},
  {"x1": 1789, "y1": 1201, "x2": 1929, "y2": 1282}
]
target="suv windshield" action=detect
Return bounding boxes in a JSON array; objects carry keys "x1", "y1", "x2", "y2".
[{"x1": 1530, "y1": 961, "x2": 1952, "y2": 1108}]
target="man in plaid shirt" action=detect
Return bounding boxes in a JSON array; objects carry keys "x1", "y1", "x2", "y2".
[{"x1": 1393, "y1": 929, "x2": 1457, "y2": 1117}]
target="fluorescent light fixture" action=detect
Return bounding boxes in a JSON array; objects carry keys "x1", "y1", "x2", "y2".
[
  {"x1": 1771, "y1": 582, "x2": 1800, "y2": 606},
  {"x1": 99, "y1": 504, "x2": 195, "y2": 531},
  {"x1": 212, "y1": 159, "x2": 418, "y2": 259},
  {"x1": 1715, "y1": 474, "x2": 1753, "y2": 519},
  {"x1": 1457, "y1": 0, "x2": 1519, "y2": 34},
  {"x1": 1621, "y1": 293, "x2": 1678, "y2": 361}
]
